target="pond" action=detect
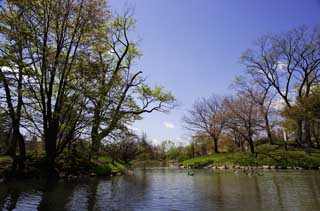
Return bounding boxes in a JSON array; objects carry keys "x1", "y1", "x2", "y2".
[{"x1": 0, "y1": 168, "x2": 320, "y2": 211}]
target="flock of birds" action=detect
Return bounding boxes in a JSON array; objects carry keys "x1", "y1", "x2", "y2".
[{"x1": 187, "y1": 168, "x2": 264, "y2": 177}]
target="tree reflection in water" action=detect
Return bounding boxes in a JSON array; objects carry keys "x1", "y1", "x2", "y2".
[{"x1": 0, "y1": 169, "x2": 319, "y2": 211}]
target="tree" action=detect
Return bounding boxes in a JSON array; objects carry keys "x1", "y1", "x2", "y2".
[
  {"x1": 233, "y1": 76, "x2": 277, "y2": 144},
  {"x1": 225, "y1": 94, "x2": 264, "y2": 154},
  {"x1": 82, "y1": 11, "x2": 175, "y2": 158},
  {"x1": 0, "y1": 0, "x2": 175, "y2": 177},
  {"x1": 138, "y1": 132, "x2": 156, "y2": 160},
  {"x1": 183, "y1": 95, "x2": 226, "y2": 153},
  {"x1": 0, "y1": 0, "x2": 110, "y2": 175},
  {"x1": 282, "y1": 90, "x2": 320, "y2": 148},
  {"x1": 0, "y1": 112, "x2": 10, "y2": 153},
  {"x1": 191, "y1": 133, "x2": 214, "y2": 156},
  {"x1": 241, "y1": 26, "x2": 320, "y2": 150},
  {"x1": 0, "y1": 2, "x2": 27, "y2": 171},
  {"x1": 106, "y1": 132, "x2": 141, "y2": 165},
  {"x1": 158, "y1": 140, "x2": 178, "y2": 160}
]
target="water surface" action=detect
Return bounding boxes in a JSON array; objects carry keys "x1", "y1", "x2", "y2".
[{"x1": 0, "y1": 168, "x2": 319, "y2": 211}]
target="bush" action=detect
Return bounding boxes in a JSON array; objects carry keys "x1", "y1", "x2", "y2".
[{"x1": 95, "y1": 164, "x2": 112, "y2": 176}]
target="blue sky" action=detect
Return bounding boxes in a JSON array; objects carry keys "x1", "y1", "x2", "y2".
[{"x1": 109, "y1": 0, "x2": 320, "y2": 145}]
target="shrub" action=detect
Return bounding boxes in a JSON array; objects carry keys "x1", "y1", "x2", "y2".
[{"x1": 95, "y1": 164, "x2": 112, "y2": 176}]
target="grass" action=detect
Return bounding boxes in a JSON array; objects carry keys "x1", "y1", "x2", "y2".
[
  {"x1": 182, "y1": 144, "x2": 320, "y2": 169},
  {"x1": 131, "y1": 160, "x2": 164, "y2": 168},
  {"x1": 0, "y1": 153, "x2": 127, "y2": 177},
  {"x1": 182, "y1": 152, "x2": 245, "y2": 168},
  {"x1": 96, "y1": 156, "x2": 126, "y2": 174}
]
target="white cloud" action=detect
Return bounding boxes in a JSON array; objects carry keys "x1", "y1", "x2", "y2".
[
  {"x1": 151, "y1": 138, "x2": 160, "y2": 145},
  {"x1": 278, "y1": 61, "x2": 288, "y2": 70},
  {"x1": 126, "y1": 125, "x2": 140, "y2": 132},
  {"x1": 163, "y1": 121, "x2": 175, "y2": 129}
]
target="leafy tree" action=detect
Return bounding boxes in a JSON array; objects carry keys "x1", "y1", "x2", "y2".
[
  {"x1": 0, "y1": 0, "x2": 175, "y2": 176},
  {"x1": 0, "y1": 2, "x2": 27, "y2": 171},
  {"x1": 106, "y1": 132, "x2": 142, "y2": 165},
  {"x1": 282, "y1": 92, "x2": 320, "y2": 148},
  {"x1": 81, "y1": 11, "x2": 176, "y2": 158}
]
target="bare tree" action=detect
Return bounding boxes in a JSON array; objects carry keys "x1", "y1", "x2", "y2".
[
  {"x1": 233, "y1": 76, "x2": 277, "y2": 144},
  {"x1": 183, "y1": 95, "x2": 226, "y2": 153},
  {"x1": 241, "y1": 26, "x2": 320, "y2": 150},
  {"x1": 224, "y1": 94, "x2": 264, "y2": 154}
]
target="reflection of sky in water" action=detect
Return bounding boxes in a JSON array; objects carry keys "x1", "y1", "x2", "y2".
[
  {"x1": 3, "y1": 191, "x2": 43, "y2": 211},
  {"x1": 1, "y1": 169, "x2": 320, "y2": 211},
  {"x1": 66, "y1": 186, "x2": 89, "y2": 211}
]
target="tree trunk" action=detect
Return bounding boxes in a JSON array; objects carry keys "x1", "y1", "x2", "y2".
[
  {"x1": 5, "y1": 129, "x2": 17, "y2": 172},
  {"x1": 16, "y1": 129, "x2": 26, "y2": 172},
  {"x1": 44, "y1": 130, "x2": 58, "y2": 178},
  {"x1": 304, "y1": 119, "x2": 312, "y2": 154},
  {"x1": 296, "y1": 119, "x2": 303, "y2": 146},
  {"x1": 90, "y1": 131, "x2": 101, "y2": 160},
  {"x1": 191, "y1": 142, "x2": 195, "y2": 158},
  {"x1": 240, "y1": 140, "x2": 245, "y2": 152},
  {"x1": 248, "y1": 138, "x2": 255, "y2": 154},
  {"x1": 213, "y1": 138, "x2": 219, "y2": 153},
  {"x1": 264, "y1": 114, "x2": 273, "y2": 145},
  {"x1": 90, "y1": 108, "x2": 102, "y2": 160}
]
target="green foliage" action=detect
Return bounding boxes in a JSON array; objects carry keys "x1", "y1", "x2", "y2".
[
  {"x1": 182, "y1": 153, "x2": 245, "y2": 168},
  {"x1": 182, "y1": 145, "x2": 320, "y2": 168},
  {"x1": 137, "y1": 85, "x2": 175, "y2": 102},
  {"x1": 282, "y1": 93, "x2": 320, "y2": 132},
  {"x1": 97, "y1": 156, "x2": 126, "y2": 173},
  {"x1": 95, "y1": 164, "x2": 112, "y2": 176}
]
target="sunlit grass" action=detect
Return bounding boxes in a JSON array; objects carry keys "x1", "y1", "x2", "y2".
[{"x1": 182, "y1": 144, "x2": 320, "y2": 168}]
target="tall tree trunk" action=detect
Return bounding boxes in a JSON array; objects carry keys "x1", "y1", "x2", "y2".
[
  {"x1": 240, "y1": 140, "x2": 245, "y2": 152},
  {"x1": 304, "y1": 119, "x2": 312, "y2": 154},
  {"x1": 264, "y1": 114, "x2": 273, "y2": 145},
  {"x1": 90, "y1": 107, "x2": 102, "y2": 160},
  {"x1": 44, "y1": 129, "x2": 58, "y2": 178},
  {"x1": 12, "y1": 123, "x2": 26, "y2": 172},
  {"x1": 248, "y1": 137, "x2": 255, "y2": 154},
  {"x1": 296, "y1": 119, "x2": 303, "y2": 146},
  {"x1": 191, "y1": 142, "x2": 195, "y2": 158},
  {"x1": 90, "y1": 120, "x2": 101, "y2": 160},
  {"x1": 5, "y1": 127, "x2": 25, "y2": 173},
  {"x1": 213, "y1": 138, "x2": 219, "y2": 153},
  {"x1": 5, "y1": 129, "x2": 17, "y2": 171},
  {"x1": 90, "y1": 135, "x2": 101, "y2": 160},
  {"x1": 17, "y1": 134, "x2": 26, "y2": 171}
]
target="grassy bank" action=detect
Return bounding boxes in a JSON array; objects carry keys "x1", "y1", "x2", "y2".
[
  {"x1": 131, "y1": 160, "x2": 166, "y2": 168},
  {"x1": 182, "y1": 145, "x2": 320, "y2": 169},
  {"x1": 95, "y1": 156, "x2": 127, "y2": 175},
  {"x1": 0, "y1": 154, "x2": 128, "y2": 179}
]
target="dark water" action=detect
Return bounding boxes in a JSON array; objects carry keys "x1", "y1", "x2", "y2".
[{"x1": 0, "y1": 168, "x2": 320, "y2": 211}]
